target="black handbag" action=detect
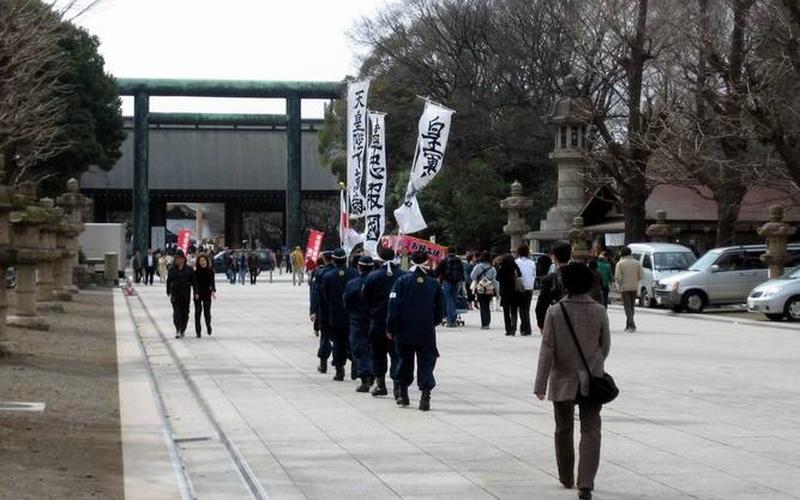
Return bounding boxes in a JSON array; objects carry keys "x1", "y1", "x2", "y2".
[{"x1": 559, "y1": 303, "x2": 619, "y2": 405}]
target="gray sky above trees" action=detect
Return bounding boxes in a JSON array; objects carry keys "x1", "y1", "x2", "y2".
[{"x1": 68, "y1": 0, "x2": 386, "y2": 117}]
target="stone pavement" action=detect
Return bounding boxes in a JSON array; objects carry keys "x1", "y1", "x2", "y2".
[{"x1": 119, "y1": 275, "x2": 800, "y2": 500}]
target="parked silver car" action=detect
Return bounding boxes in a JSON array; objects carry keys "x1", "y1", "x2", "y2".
[{"x1": 747, "y1": 267, "x2": 800, "y2": 322}]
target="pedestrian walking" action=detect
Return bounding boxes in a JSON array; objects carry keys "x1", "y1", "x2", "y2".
[
  {"x1": 131, "y1": 250, "x2": 143, "y2": 284},
  {"x1": 535, "y1": 244, "x2": 572, "y2": 332},
  {"x1": 144, "y1": 249, "x2": 156, "y2": 285},
  {"x1": 387, "y1": 251, "x2": 445, "y2": 411},
  {"x1": 464, "y1": 252, "x2": 477, "y2": 308},
  {"x1": 291, "y1": 246, "x2": 305, "y2": 285},
  {"x1": 437, "y1": 247, "x2": 464, "y2": 328},
  {"x1": 247, "y1": 252, "x2": 260, "y2": 285},
  {"x1": 515, "y1": 245, "x2": 537, "y2": 335},
  {"x1": 166, "y1": 250, "x2": 193, "y2": 339},
  {"x1": 470, "y1": 251, "x2": 497, "y2": 330},
  {"x1": 192, "y1": 254, "x2": 216, "y2": 337},
  {"x1": 496, "y1": 254, "x2": 521, "y2": 336},
  {"x1": 158, "y1": 252, "x2": 169, "y2": 283},
  {"x1": 587, "y1": 260, "x2": 605, "y2": 305},
  {"x1": 362, "y1": 246, "x2": 405, "y2": 398},
  {"x1": 309, "y1": 251, "x2": 334, "y2": 372},
  {"x1": 615, "y1": 246, "x2": 643, "y2": 332},
  {"x1": 534, "y1": 263, "x2": 611, "y2": 500},
  {"x1": 344, "y1": 256, "x2": 376, "y2": 393},
  {"x1": 237, "y1": 252, "x2": 247, "y2": 285},
  {"x1": 319, "y1": 249, "x2": 358, "y2": 381},
  {"x1": 596, "y1": 253, "x2": 614, "y2": 308}
]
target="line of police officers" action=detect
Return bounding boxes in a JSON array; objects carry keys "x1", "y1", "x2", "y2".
[{"x1": 309, "y1": 246, "x2": 445, "y2": 411}]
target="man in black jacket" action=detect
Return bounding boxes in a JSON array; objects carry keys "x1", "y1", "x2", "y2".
[
  {"x1": 167, "y1": 250, "x2": 194, "y2": 339},
  {"x1": 535, "y1": 244, "x2": 571, "y2": 331},
  {"x1": 437, "y1": 248, "x2": 464, "y2": 327}
]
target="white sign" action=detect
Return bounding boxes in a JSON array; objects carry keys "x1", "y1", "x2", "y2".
[
  {"x1": 346, "y1": 80, "x2": 370, "y2": 219},
  {"x1": 604, "y1": 232, "x2": 626, "y2": 247},
  {"x1": 394, "y1": 100, "x2": 454, "y2": 234},
  {"x1": 364, "y1": 111, "x2": 387, "y2": 257}
]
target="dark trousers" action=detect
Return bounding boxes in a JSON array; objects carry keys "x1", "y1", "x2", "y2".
[
  {"x1": 249, "y1": 270, "x2": 258, "y2": 285},
  {"x1": 194, "y1": 296, "x2": 211, "y2": 335},
  {"x1": 145, "y1": 267, "x2": 155, "y2": 285},
  {"x1": 621, "y1": 291, "x2": 637, "y2": 330},
  {"x1": 171, "y1": 294, "x2": 190, "y2": 333},
  {"x1": 553, "y1": 401, "x2": 602, "y2": 491},
  {"x1": 330, "y1": 324, "x2": 350, "y2": 368},
  {"x1": 349, "y1": 320, "x2": 373, "y2": 377},
  {"x1": 502, "y1": 302, "x2": 518, "y2": 335},
  {"x1": 517, "y1": 290, "x2": 533, "y2": 335},
  {"x1": 134, "y1": 267, "x2": 142, "y2": 283},
  {"x1": 317, "y1": 326, "x2": 332, "y2": 360},
  {"x1": 370, "y1": 324, "x2": 398, "y2": 380},
  {"x1": 477, "y1": 293, "x2": 492, "y2": 327},
  {"x1": 602, "y1": 286, "x2": 610, "y2": 308},
  {"x1": 395, "y1": 342, "x2": 438, "y2": 391},
  {"x1": 442, "y1": 281, "x2": 460, "y2": 326}
]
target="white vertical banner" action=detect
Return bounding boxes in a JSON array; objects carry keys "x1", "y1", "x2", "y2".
[
  {"x1": 346, "y1": 80, "x2": 370, "y2": 219},
  {"x1": 394, "y1": 100, "x2": 455, "y2": 234},
  {"x1": 364, "y1": 111, "x2": 387, "y2": 257}
]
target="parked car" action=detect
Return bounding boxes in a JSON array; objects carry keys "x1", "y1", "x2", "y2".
[
  {"x1": 747, "y1": 266, "x2": 800, "y2": 321},
  {"x1": 655, "y1": 244, "x2": 800, "y2": 313},
  {"x1": 628, "y1": 243, "x2": 697, "y2": 307}
]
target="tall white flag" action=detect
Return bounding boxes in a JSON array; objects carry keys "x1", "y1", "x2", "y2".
[
  {"x1": 364, "y1": 111, "x2": 387, "y2": 257},
  {"x1": 394, "y1": 100, "x2": 454, "y2": 234},
  {"x1": 346, "y1": 80, "x2": 370, "y2": 219}
]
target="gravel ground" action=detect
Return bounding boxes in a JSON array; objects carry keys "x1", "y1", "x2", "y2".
[{"x1": 0, "y1": 289, "x2": 123, "y2": 500}]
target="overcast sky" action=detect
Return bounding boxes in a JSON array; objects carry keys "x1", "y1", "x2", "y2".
[{"x1": 70, "y1": 0, "x2": 387, "y2": 118}]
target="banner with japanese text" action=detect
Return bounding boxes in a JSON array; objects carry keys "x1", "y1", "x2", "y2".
[
  {"x1": 381, "y1": 235, "x2": 448, "y2": 265},
  {"x1": 177, "y1": 229, "x2": 191, "y2": 253},
  {"x1": 364, "y1": 111, "x2": 387, "y2": 257},
  {"x1": 394, "y1": 100, "x2": 454, "y2": 234},
  {"x1": 346, "y1": 80, "x2": 370, "y2": 219},
  {"x1": 306, "y1": 229, "x2": 324, "y2": 264}
]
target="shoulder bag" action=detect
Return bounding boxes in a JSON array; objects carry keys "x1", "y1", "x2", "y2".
[
  {"x1": 559, "y1": 302, "x2": 619, "y2": 405},
  {"x1": 473, "y1": 266, "x2": 494, "y2": 295}
]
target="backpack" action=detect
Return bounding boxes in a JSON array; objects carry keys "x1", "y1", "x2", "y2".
[
  {"x1": 473, "y1": 265, "x2": 495, "y2": 295},
  {"x1": 445, "y1": 256, "x2": 464, "y2": 284}
]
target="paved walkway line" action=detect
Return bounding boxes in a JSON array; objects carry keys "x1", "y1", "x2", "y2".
[{"x1": 114, "y1": 289, "x2": 188, "y2": 500}]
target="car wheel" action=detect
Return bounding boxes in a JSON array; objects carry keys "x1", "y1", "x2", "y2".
[
  {"x1": 765, "y1": 313, "x2": 784, "y2": 322},
  {"x1": 784, "y1": 295, "x2": 800, "y2": 322},
  {"x1": 682, "y1": 291, "x2": 706, "y2": 313}
]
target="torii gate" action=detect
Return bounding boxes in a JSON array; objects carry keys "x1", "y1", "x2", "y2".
[{"x1": 116, "y1": 78, "x2": 343, "y2": 254}]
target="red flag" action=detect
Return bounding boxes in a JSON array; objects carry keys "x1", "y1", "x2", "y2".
[
  {"x1": 177, "y1": 229, "x2": 191, "y2": 253},
  {"x1": 306, "y1": 229, "x2": 324, "y2": 264}
]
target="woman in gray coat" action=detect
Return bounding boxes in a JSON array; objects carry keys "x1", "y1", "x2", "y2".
[
  {"x1": 469, "y1": 251, "x2": 498, "y2": 330},
  {"x1": 534, "y1": 263, "x2": 611, "y2": 500}
]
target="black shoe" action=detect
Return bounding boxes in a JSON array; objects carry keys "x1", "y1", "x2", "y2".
[
  {"x1": 419, "y1": 390, "x2": 431, "y2": 412},
  {"x1": 560, "y1": 479, "x2": 574, "y2": 489},
  {"x1": 207, "y1": 325, "x2": 212, "y2": 336},
  {"x1": 196, "y1": 332, "x2": 201, "y2": 338},
  {"x1": 505, "y1": 332, "x2": 515, "y2": 336},
  {"x1": 396, "y1": 385, "x2": 410, "y2": 406},
  {"x1": 392, "y1": 383, "x2": 400, "y2": 400},
  {"x1": 371, "y1": 378, "x2": 388, "y2": 397},
  {"x1": 175, "y1": 332, "x2": 181, "y2": 339},
  {"x1": 520, "y1": 332, "x2": 532, "y2": 336},
  {"x1": 317, "y1": 359, "x2": 328, "y2": 374},
  {"x1": 333, "y1": 366, "x2": 345, "y2": 381},
  {"x1": 356, "y1": 377, "x2": 371, "y2": 393},
  {"x1": 578, "y1": 489, "x2": 592, "y2": 500}
]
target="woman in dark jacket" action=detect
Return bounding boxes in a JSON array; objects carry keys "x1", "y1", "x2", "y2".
[
  {"x1": 496, "y1": 253, "x2": 521, "y2": 336},
  {"x1": 192, "y1": 254, "x2": 216, "y2": 337}
]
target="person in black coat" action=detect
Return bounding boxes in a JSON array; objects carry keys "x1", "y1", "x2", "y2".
[
  {"x1": 192, "y1": 254, "x2": 216, "y2": 337},
  {"x1": 535, "y1": 244, "x2": 572, "y2": 331},
  {"x1": 319, "y1": 248, "x2": 358, "y2": 381},
  {"x1": 387, "y1": 251, "x2": 445, "y2": 411},
  {"x1": 496, "y1": 254, "x2": 521, "y2": 336},
  {"x1": 166, "y1": 250, "x2": 194, "y2": 339},
  {"x1": 362, "y1": 246, "x2": 405, "y2": 398},
  {"x1": 344, "y1": 255, "x2": 375, "y2": 393},
  {"x1": 309, "y1": 251, "x2": 334, "y2": 373}
]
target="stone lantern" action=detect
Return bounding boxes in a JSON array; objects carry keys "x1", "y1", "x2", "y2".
[
  {"x1": 8, "y1": 182, "x2": 48, "y2": 331},
  {"x1": 36, "y1": 198, "x2": 64, "y2": 311},
  {"x1": 758, "y1": 205, "x2": 797, "y2": 279},
  {"x1": 500, "y1": 181, "x2": 533, "y2": 252},
  {"x1": 55, "y1": 178, "x2": 85, "y2": 296},
  {"x1": 0, "y1": 164, "x2": 16, "y2": 339},
  {"x1": 569, "y1": 216, "x2": 591, "y2": 263},
  {"x1": 646, "y1": 210, "x2": 674, "y2": 243}
]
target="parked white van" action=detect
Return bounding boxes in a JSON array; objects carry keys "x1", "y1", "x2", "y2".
[
  {"x1": 655, "y1": 244, "x2": 800, "y2": 313},
  {"x1": 628, "y1": 243, "x2": 697, "y2": 307}
]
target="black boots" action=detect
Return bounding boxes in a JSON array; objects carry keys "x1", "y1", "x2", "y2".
[
  {"x1": 371, "y1": 377, "x2": 388, "y2": 397},
  {"x1": 333, "y1": 366, "x2": 345, "y2": 381},
  {"x1": 419, "y1": 390, "x2": 431, "y2": 412},
  {"x1": 395, "y1": 385, "x2": 410, "y2": 407},
  {"x1": 392, "y1": 382, "x2": 400, "y2": 400},
  {"x1": 317, "y1": 359, "x2": 328, "y2": 374},
  {"x1": 207, "y1": 325, "x2": 212, "y2": 336},
  {"x1": 356, "y1": 376, "x2": 372, "y2": 393}
]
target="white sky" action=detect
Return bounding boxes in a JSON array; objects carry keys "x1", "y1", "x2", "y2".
[{"x1": 69, "y1": 0, "x2": 387, "y2": 118}]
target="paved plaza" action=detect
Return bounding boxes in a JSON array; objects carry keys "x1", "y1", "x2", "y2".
[{"x1": 116, "y1": 275, "x2": 800, "y2": 500}]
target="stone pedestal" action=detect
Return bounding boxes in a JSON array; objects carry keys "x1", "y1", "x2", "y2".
[
  {"x1": 8, "y1": 190, "x2": 48, "y2": 331},
  {"x1": 758, "y1": 205, "x2": 797, "y2": 280},
  {"x1": 55, "y1": 178, "x2": 86, "y2": 297},
  {"x1": 36, "y1": 199, "x2": 64, "y2": 312},
  {"x1": 499, "y1": 181, "x2": 533, "y2": 252},
  {"x1": 104, "y1": 252, "x2": 119, "y2": 286},
  {"x1": 0, "y1": 165, "x2": 16, "y2": 342},
  {"x1": 569, "y1": 216, "x2": 591, "y2": 263},
  {"x1": 646, "y1": 210, "x2": 674, "y2": 243}
]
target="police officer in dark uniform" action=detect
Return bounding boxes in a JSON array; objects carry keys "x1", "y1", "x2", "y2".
[
  {"x1": 387, "y1": 251, "x2": 445, "y2": 411},
  {"x1": 319, "y1": 248, "x2": 358, "y2": 381},
  {"x1": 310, "y1": 250, "x2": 334, "y2": 373},
  {"x1": 166, "y1": 249, "x2": 194, "y2": 339},
  {"x1": 344, "y1": 255, "x2": 375, "y2": 392},
  {"x1": 362, "y1": 245, "x2": 405, "y2": 398}
]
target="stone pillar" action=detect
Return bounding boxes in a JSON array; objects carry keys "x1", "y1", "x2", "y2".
[
  {"x1": 758, "y1": 205, "x2": 797, "y2": 280},
  {"x1": 133, "y1": 90, "x2": 150, "y2": 256},
  {"x1": 0, "y1": 165, "x2": 16, "y2": 341},
  {"x1": 55, "y1": 178, "x2": 85, "y2": 296},
  {"x1": 36, "y1": 198, "x2": 63, "y2": 312},
  {"x1": 8, "y1": 183, "x2": 48, "y2": 331},
  {"x1": 646, "y1": 210, "x2": 674, "y2": 243},
  {"x1": 499, "y1": 181, "x2": 533, "y2": 252},
  {"x1": 104, "y1": 253, "x2": 119, "y2": 285},
  {"x1": 225, "y1": 200, "x2": 243, "y2": 249},
  {"x1": 285, "y1": 92, "x2": 302, "y2": 250},
  {"x1": 569, "y1": 216, "x2": 591, "y2": 263}
]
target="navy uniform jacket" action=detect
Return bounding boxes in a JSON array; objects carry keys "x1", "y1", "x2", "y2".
[
  {"x1": 320, "y1": 264, "x2": 358, "y2": 329},
  {"x1": 309, "y1": 264, "x2": 332, "y2": 316},
  {"x1": 362, "y1": 263, "x2": 405, "y2": 333},
  {"x1": 343, "y1": 274, "x2": 370, "y2": 324},
  {"x1": 386, "y1": 268, "x2": 445, "y2": 346}
]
